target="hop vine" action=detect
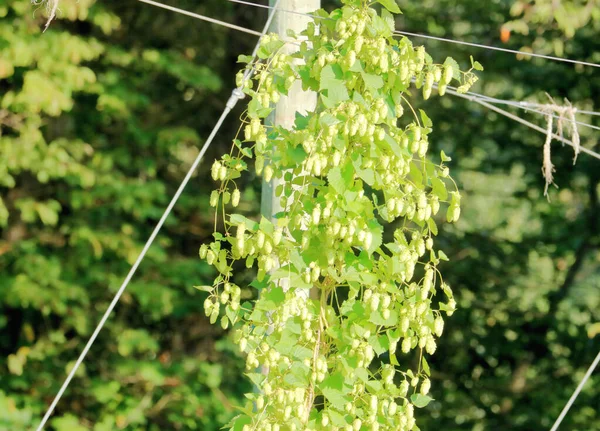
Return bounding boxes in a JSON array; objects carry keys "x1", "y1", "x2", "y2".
[{"x1": 199, "y1": 1, "x2": 479, "y2": 430}]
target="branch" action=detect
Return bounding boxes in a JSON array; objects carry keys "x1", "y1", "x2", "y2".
[{"x1": 547, "y1": 168, "x2": 599, "y2": 316}]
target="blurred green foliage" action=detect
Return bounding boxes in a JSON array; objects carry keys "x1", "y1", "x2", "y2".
[
  {"x1": 0, "y1": 0, "x2": 258, "y2": 429},
  {"x1": 1, "y1": 0, "x2": 599, "y2": 430},
  {"x1": 395, "y1": 0, "x2": 600, "y2": 429},
  {"x1": 506, "y1": 0, "x2": 600, "y2": 46}
]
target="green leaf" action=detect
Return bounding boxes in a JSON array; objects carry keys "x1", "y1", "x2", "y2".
[
  {"x1": 36, "y1": 202, "x2": 60, "y2": 226},
  {"x1": 284, "y1": 362, "x2": 310, "y2": 387},
  {"x1": 409, "y1": 162, "x2": 423, "y2": 186},
  {"x1": 377, "y1": 0, "x2": 401, "y2": 14},
  {"x1": 443, "y1": 57, "x2": 460, "y2": 82},
  {"x1": 295, "y1": 112, "x2": 310, "y2": 130},
  {"x1": 231, "y1": 415, "x2": 252, "y2": 431},
  {"x1": 328, "y1": 166, "x2": 346, "y2": 194},
  {"x1": 380, "y1": 7, "x2": 397, "y2": 31},
  {"x1": 419, "y1": 109, "x2": 433, "y2": 128},
  {"x1": 440, "y1": 150, "x2": 452, "y2": 162},
  {"x1": 51, "y1": 414, "x2": 88, "y2": 431},
  {"x1": 411, "y1": 393, "x2": 434, "y2": 408},
  {"x1": 427, "y1": 218, "x2": 438, "y2": 236},
  {"x1": 356, "y1": 167, "x2": 375, "y2": 186},
  {"x1": 470, "y1": 55, "x2": 484, "y2": 71},
  {"x1": 193, "y1": 285, "x2": 213, "y2": 292},
  {"x1": 7, "y1": 354, "x2": 24, "y2": 376},
  {"x1": 247, "y1": 98, "x2": 270, "y2": 118},
  {"x1": 289, "y1": 248, "x2": 307, "y2": 272},
  {"x1": 369, "y1": 334, "x2": 391, "y2": 355},
  {"x1": 319, "y1": 113, "x2": 341, "y2": 127},
  {"x1": 431, "y1": 177, "x2": 448, "y2": 200},
  {"x1": 366, "y1": 380, "x2": 383, "y2": 393},
  {"x1": 355, "y1": 367, "x2": 370, "y2": 382},
  {"x1": 367, "y1": 219, "x2": 383, "y2": 255},
  {"x1": 237, "y1": 54, "x2": 253, "y2": 64},
  {"x1": 421, "y1": 356, "x2": 431, "y2": 376},
  {"x1": 361, "y1": 72, "x2": 384, "y2": 90},
  {"x1": 438, "y1": 250, "x2": 449, "y2": 261},
  {"x1": 370, "y1": 309, "x2": 398, "y2": 326},
  {"x1": 274, "y1": 328, "x2": 300, "y2": 355},
  {"x1": 258, "y1": 39, "x2": 285, "y2": 59},
  {"x1": 246, "y1": 373, "x2": 266, "y2": 387},
  {"x1": 259, "y1": 216, "x2": 274, "y2": 234},
  {"x1": 326, "y1": 409, "x2": 349, "y2": 427},
  {"x1": 384, "y1": 134, "x2": 409, "y2": 159},
  {"x1": 229, "y1": 214, "x2": 259, "y2": 231},
  {"x1": 588, "y1": 322, "x2": 600, "y2": 338},
  {"x1": 349, "y1": 60, "x2": 364, "y2": 73},
  {"x1": 260, "y1": 286, "x2": 286, "y2": 310},
  {"x1": 319, "y1": 372, "x2": 352, "y2": 410},
  {"x1": 320, "y1": 65, "x2": 349, "y2": 106}
]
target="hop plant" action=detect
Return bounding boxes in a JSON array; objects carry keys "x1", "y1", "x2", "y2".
[{"x1": 200, "y1": 1, "x2": 479, "y2": 430}]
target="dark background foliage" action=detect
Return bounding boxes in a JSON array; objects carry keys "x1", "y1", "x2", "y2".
[{"x1": 0, "y1": 0, "x2": 598, "y2": 430}]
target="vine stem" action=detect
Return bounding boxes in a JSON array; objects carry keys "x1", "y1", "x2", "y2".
[{"x1": 304, "y1": 283, "x2": 328, "y2": 423}]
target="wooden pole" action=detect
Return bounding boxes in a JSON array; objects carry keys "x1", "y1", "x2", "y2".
[{"x1": 261, "y1": 0, "x2": 319, "y2": 222}]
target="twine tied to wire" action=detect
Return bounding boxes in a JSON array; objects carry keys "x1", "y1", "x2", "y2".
[
  {"x1": 541, "y1": 95, "x2": 580, "y2": 199},
  {"x1": 31, "y1": 0, "x2": 59, "y2": 32}
]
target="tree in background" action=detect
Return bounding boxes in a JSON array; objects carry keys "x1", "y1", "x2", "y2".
[
  {"x1": 0, "y1": 1, "x2": 259, "y2": 429},
  {"x1": 395, "y1": 0, "x2": 600, "y2": 429},
  {"x1": 1, "y1": 0, "x2": 599, "y2": 430},
  {"x1": 504, "y1": 0, "x2": 600, "y2": 51}
]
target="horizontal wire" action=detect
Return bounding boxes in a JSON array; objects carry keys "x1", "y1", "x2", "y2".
[
  {"x1": 137, "y1": 0, "x2": 262, "y2": 36},
  {"x1": 230, "y1": 0, "x2": 600, "y2": 131},
  {"x1": 394, "y1": 30, "x2": 600, "y2": 69},
  {"x1": 227, "y1": 0, "x2": 600, "y2": 69},
  {"x1": 143, "y1": 0, "x2": 599, "y2": 154},
  {"x1": 229, "y1": 0, "x2": 314, "y2": 18},
  {"x1": 132, "y1": 1, "x2": 600, "y2": 151}
]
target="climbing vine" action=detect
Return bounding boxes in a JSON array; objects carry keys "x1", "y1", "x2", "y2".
[{"x1": 199, "y1": 1, "x2": 480, "y2": 430}]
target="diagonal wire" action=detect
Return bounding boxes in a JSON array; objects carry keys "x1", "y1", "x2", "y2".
[
  {"x1": 461, "y1": 92, "x2": 600, "y2": 128},
  {"x1": 30, "y1": 0, "x2": 600, "y2": 428},
  {"x1": 550, "y1": 348, "x2": 600, "y2": 431},
  {"x1": 515, "y1": 104, "x2": 600, "y2": 133},
  {"x1": 137, "y1": 0, "x2": 262, "y2": 36},
  {"x1": 455, "y1": 89, "x2": 600, "y2": 133},
  {"x1": 226, "y1": 0, "x2": 600, "y2": 69},
  {"x1": 34, "y1": 1, "x2": 282, "y2": 430},
  {"x1": 442, "y1": 85, "x2": 600, "y2": 161},
  {"x1": 483, "y1": 96, "x2": 600, "y2": 119},
  {"x1": 409, "y1": 76, "x2": 600, "y2": 135},
  {"x1": 577, "y1": 109, "x2": 600, "y2": 117}
]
